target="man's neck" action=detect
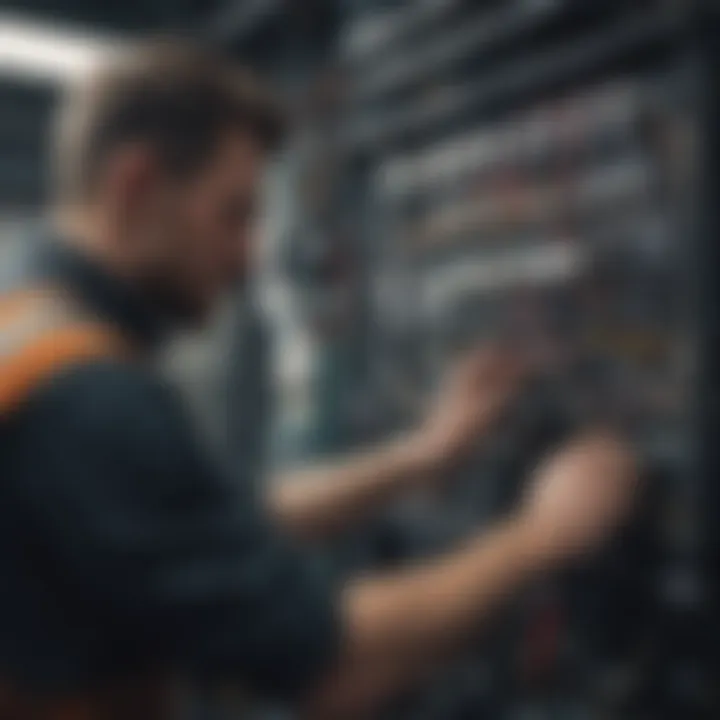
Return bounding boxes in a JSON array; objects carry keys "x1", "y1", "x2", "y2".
[{"x1": 49, "y1": 205, "x2": 172, "y2": 348}]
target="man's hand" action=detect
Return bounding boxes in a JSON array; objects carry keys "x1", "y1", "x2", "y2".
[
  {"x1": 302, "y1": 432, "x2": 639, "y2": 719},
  {"x1": 518, "y1": 433, "x2": 639, "y2": 565},
  {"x1": 415, "y1": 346, "x2": 525, "y2": 468},
  {"x1": 271, "y1": 345, "x2": 525, "y2": 541}
]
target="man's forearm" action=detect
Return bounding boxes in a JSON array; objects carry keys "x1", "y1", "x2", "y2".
[
  {"x1": 342, "y1": 515, "x2": 540, "y2": 663},
  {"x1": 268, "y1": 345, "x2": 523, "y2": 541},
  {"x1": 303, "y1": 433, "x2": 637, "y2": 719},
  {"x1": 303, "y1": 516, "x2": 542, "y2": 718},
  {"x1": 269, "y1": 434, "x2": 438, "y2": 541}
]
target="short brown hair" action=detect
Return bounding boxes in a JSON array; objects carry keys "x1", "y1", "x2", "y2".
[{"x1": 52, "y1": 39, "x2": 285, "y2": 202}]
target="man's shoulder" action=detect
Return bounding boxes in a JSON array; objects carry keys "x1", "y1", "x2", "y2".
[
  {"x1": 12, "y1": 357, "x2": 182, "y2": 446},
  {"x1": 37, "y1": 357, "x2": 165, "y2": 403}
]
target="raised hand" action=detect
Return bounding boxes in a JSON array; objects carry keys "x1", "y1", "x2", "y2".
[
  {"x1": 416, "y1": 345, "x2": 525, "y2": 468},
  {"x1": 518, "y1": 433, "x2": 639, "y2": 565}
]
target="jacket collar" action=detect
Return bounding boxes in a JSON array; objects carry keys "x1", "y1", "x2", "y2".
[{"x1": 33, "y1": 232, "x2": 170, "y2": 350}]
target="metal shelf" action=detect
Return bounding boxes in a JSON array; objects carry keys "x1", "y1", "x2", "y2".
[
  {"x1": 344, "y1": 11, "x2": 681, "y2": 149},
  {"x1": 352, "y1": 0, "x2": 573, "y2": 101},
  {"x1": 341, "y1": 0, "x2": 464, "y2": 67},
  {"x1": 348, "y1": 1, "x2": 654, "y2": 104}
]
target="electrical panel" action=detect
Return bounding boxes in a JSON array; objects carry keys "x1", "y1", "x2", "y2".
[{"x1": 341, "y1": 2, "x2": 713, "y2": 717}]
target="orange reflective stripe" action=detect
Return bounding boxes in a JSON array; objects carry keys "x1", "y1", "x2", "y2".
[
  {"x1": 0, "y1": 287, "x2": 60, "y2": 324},
  {"x1": 0, "y1": 324, "x2": 124, "y2": 415}
]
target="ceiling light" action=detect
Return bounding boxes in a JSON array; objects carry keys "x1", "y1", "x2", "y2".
[{"x1": 0, "y1": 13, "x2": 116, "y2": 84}]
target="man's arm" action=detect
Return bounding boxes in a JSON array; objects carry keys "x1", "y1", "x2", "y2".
[
  {"x1": 13, "y1": 361, "x2": 341, "y2": 699},
  {"x1": 270, "y1": 347, "x2": 523, "y2": 540},
  {"x1": 268, "y1": 435, "x2": 442, "y2": 541},
  {"x1": 302, "y1": 431, "x2": 638, "y2": 719},
  {"x1": 16, "y1": 362, "x2": 636, "y2": 716}
]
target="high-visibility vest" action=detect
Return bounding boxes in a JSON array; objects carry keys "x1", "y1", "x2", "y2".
[
  {"x1": 0, "y1": 287, "x2": 175, "y2": 720},
  {"x1": 0, "y1": 287, "x2": 126, "y2": 415}
]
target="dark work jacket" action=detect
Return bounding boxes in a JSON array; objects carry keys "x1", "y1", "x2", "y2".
[{"x1": 0, "y1": 238, "x2": 339, "y2": 717}]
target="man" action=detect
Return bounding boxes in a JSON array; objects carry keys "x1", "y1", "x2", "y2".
[{"x1": 0, "y1": 41, "x2": 637, "y2": 719}]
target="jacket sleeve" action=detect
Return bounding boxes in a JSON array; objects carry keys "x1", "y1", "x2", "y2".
[{"x1": 9, "y1": 360, "x2": 341, "y2": 702}]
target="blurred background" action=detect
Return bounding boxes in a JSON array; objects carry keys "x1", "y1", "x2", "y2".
[{"x1": 0, "y1": 0, "x2": 718, "y2": 718}]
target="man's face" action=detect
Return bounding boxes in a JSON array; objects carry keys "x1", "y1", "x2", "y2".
[{"x1": 129, "y1": 131, "x2": 265, "y2": 324}]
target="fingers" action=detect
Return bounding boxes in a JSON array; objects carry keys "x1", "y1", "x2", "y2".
[{"x1": 453, "y1": 344, "x2": 527, "y2": 392}]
